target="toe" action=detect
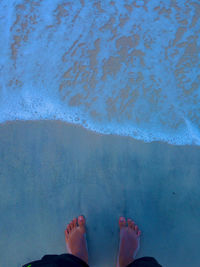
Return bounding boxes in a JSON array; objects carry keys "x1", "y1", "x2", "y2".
[
  {"x1": 65, "y1": 230, "x2": 69, "y2": 240},
  {"x1": 127, "y1": 219, "x2": 132, "y2": 228},
  {"x1": 135, "y1": 225, "x2": 139, "y2": 234},
  {"x1": 78, "y1": 215, "x2": 86, "y2": 227},
  {"x1": 72, "y1": 220, "x2": 75, "y2": 228},
  {"x1": 73, "y1": 218, "x2": 77, "y2": 228},
  {"x1": 70, "y1": 221, "x2": 74, "y2": 230},
  {"x1": 137, "y1": 230, "x2": 141, "y2": 237},
  {"x1": 65, "y1": 226, "x2": 69, "y2": 236},
  {"x1": 69, "y1": 223, "x2": 73, "y2": 231},
  {"x1": 67, "y1": 225, "x2": 71, "y2": 232},
  {"x1": 131, "y1": 221, "x2": 135, "y2": 229},
  {"x1": 66, "y1": 228, "x2": 69, "y2": 234},
  {"x1": 119, "y1": 217, "x2": 126, "y2": 229}
]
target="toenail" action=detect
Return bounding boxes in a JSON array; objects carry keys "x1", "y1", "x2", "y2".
[
  {"x1": 120, "y1": 218, "x2": 124, "y2": 221},
  {"x1": 79, "y1": 217, "x2": 83, "y2": 221}
]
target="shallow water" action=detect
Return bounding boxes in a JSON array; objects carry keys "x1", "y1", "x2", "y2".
[{"x1": 0, "y1": 0, "x2": 200, "y2": 145}]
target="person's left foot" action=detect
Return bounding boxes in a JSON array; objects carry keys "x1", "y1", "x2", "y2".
[{"x1": 65, "y1": 215, "x2": 88, "y2": 264}]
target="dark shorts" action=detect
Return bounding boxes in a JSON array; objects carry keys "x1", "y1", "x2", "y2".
[{"x1": 23, "y1": 253, "x2": 162, "y2": 267}]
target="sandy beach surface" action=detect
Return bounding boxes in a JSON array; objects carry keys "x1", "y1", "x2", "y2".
[{"x1": 0, "y1": 120, "x2": 200, "y2": 267}]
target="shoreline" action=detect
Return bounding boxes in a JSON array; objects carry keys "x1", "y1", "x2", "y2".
[{"x1": 0, "y1": 119, "x2": 198, "y2": 148}]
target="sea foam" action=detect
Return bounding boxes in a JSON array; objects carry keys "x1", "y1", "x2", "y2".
[{"x1": 0, "y1": 0, "x2": 200, "y2": 145}]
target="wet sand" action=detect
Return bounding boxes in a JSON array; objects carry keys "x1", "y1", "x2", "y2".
[{"x1": 0, "y1": 120, "x2": 200, "y2": 267}]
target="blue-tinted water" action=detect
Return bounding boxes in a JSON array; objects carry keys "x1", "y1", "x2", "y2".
[{"x1": 0, "y1": 0, "x2": 200, "y2": 145}]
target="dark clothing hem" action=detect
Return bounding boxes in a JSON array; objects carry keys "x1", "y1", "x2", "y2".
[
  {"x1": 126, "y1": 256, "x2": 162, "y2": 267},
  {"x1": 22, "y1": 253, "x2": 89, "y2": 267},
  {"x1": 23, "y1": 254, "x2": 161, "y2": 267}
]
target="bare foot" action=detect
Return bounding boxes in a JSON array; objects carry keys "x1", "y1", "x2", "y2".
[
  {"x1": 65, "y1": 215, "x2": 88, "y2": 264},
  {"x1": 117, "y1": 217, "x2": 141, "y2": 267}
]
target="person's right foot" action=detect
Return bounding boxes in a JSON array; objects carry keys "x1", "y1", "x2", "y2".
[
  {"x1": 65, "y1": 215, "x2": 88, "y2": 264},
  {"x1": 117, "y1": 217, "x2": 141, "y2": 267}
]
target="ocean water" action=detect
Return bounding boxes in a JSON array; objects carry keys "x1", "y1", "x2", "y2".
[{"x1": 0, "y1": 0, "x2": 200, "y2": 145}]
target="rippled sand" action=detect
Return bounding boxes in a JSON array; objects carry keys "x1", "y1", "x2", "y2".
[{"x1": 0, "y1": 120, "x2": 200, "y2": 267}]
